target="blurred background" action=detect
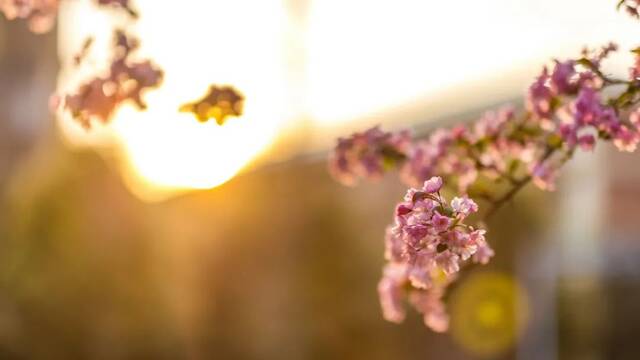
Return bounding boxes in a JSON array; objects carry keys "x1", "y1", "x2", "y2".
[{"x1": 1, "y1": 0, "x2": 640, "y2": 359}]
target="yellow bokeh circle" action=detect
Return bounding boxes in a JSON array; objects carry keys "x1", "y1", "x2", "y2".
[{"x1": 450, "y1": 271, "x2": 529, "y2": 358}]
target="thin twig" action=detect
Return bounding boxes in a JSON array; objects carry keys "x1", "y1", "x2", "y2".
[
  {"x1": 483, "y1": 175, "x2": 532, "y2": 220},
  {"x1": 482, "y1": 146, "x2": 557, "y2": 220}
]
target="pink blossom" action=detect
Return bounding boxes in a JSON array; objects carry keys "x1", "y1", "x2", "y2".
[
  {"x1": 468, "y1": 229, "x2": 494, "y2": 265},
  {"x1": 447, "y1": 231, "x2": 476, "y2": 261},
  {"x1": 531, "y1": 161, "x2": 558, "y2": 191},
  {"x1": 413, "y1": 197, "x2": 437, "y2": 213},
  {"x1": 400, "y1": 142, "x2": 437, "y2": 186},
  {"x1": 60, "y1": 30, "x2": 163, "y2": 128},
  {"x1": 550, "y1": 60, "x2": 577, "y2": 95},
  {"x1": 408, "y1": 266, "x2": 431, "y2": 290},
  {"x1": 597, "y1": 107, "x2": 621, "y2": 136},
  {"x1": 613, "y1": 126, "x2": 640, "y2": 152},
  {"x1": 527, "y1": 67, "x2": 554, "y2": 119},
  {"x1": 408, "y1": 249, "x2": 436, "y2": 289},
  {"x1": 374, "y1": 178, "x2": 491, "y2": 330},
  {"x1": 329, "y1": 126, "x2": 411, "y2": 185},
  {"x1": 423, "y1": 307, "x2": 450, "y2": 333},
  {"x1": 573, "y1": 87, "x2": 603, "y2": 126},
  {"x1": 431, "y1": 211, "x2": 451, "y2": 233},
  {"x1": 473, "y1": 107, "x2": 514, "y2": 138},
  {"x1": 559, "y1": 123, "x2": 578, "y2": 149},
  {"x1": 404, "y1": 224, "x2": 430, "y2": 245},
  {"x1": 473, "y1": 243, "x2": 495, "y2": 265},
  {"x1": 435, "y1": 250, "x2": 460, "y2": 275},
  {"x1": 578, "y1": 134, "x2": 596, "y2": 151},
  {"x1": 423, "y1": 176, "x2": 443, "y2": 193},
  {"x1": 378, "y1": 264, "x2": 407, "y2": 323},
  {"x1": 403, "y1": 188, "x2": 419, "y2": 202},
  {"x1": 384, "y1": 226, "x2": 404, "y2": 263},
  {"x1": 450, "y1": 196, "x2": 478, "y2": 218},
  {"x1": 455, "y1": 161, "x2": 478, "y2": 192},
  {"x1": 409, "y1": 290, "x2": 449, "y2": 333},
  {"x1": 395, "y1": 203, "x2": 413, "y2": 216},
  {"x1": 468, "y1": 229, "x2": 487, "y2": 245}
]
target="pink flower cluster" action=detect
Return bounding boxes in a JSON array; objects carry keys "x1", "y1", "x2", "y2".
[
  {"x1": 331, "y1": 43, "x2": 640, "y2": 196},
  {"x1": 399, "y1": 107, "x2": 540, "y2": 192},
  {"x1": 329, "y1": 106, "x2": 538, "y2": 194},
  {"x1": 328, "y1": 126, "x2": 411, "y2": 185},
  {"x1": 59, "y1": 30, "x2": 163, "y2": 128},
  {"x1": 330, "y1": 40, "x2": 640, "y2": 331},
  {"x1": 524, "y1": 44, "x2": 640, "y2": 188},
  {"x1": 3, "y1": 0, "x2": 160, "y2": 129},
  {"x1": 379, "y1": 177, "x2": 492, "y2": 332}
]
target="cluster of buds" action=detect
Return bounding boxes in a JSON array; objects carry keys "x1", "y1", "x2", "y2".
[
  {"x1": 57, "y1": 30, "x2": 163, "y2": 128},
  {"x1": 379, "y1": 177, "x2": 492, "y2": 332},
  {"x1": 3, "y1": 0, "x2": 159, "y2": 129},
  {"x1": 328, "y1": 126, "x2": 411, "y2": 185}
]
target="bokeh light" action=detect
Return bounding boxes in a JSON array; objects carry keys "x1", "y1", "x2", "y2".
[{"x1": 450, "y1": 271, "x2": 530, "y2": 358}]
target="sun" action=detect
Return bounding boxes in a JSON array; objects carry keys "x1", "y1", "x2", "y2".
[{"x1": 56, "y1": 0, "x2": 289, "y2": 201}]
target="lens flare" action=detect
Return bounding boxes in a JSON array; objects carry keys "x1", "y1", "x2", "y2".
[{"x1": 449, "y1": 271, "x2": 530, "y2": 358}]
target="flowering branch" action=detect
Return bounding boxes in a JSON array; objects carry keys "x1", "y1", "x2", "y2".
[
  {"x1": 378, "y1": 176, "x2": 491, "y2": 331},
  {"x1": 328, "y1": 2, "x2": 640, "y2": 332},
  {"x1": 482, "y1": 174, "x2": 531, "y2": 220}
]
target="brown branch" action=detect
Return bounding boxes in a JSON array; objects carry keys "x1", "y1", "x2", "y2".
[
  {"x1": 482, "y1": 145, "x2": 558, "y2": 220},
  {"x1": 483, "y1": 175, "x2": 532, "y2": 220}
]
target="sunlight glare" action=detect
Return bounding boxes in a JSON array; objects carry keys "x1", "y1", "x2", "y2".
[
  {"x1": 57, "y1": 0, "x2": 288, "y2": 201},
  {"x1": 306, "y1": 0, "x2": 640, "y2": 125},
  {"x1": 56, "y1": 0, "x2": 640, "y2": 200}
]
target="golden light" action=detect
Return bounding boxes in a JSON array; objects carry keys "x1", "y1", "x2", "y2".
[
  {"x1": 449, "y1": 271, "x2": 530, "y2": 358},
  {"x1": 56, "y1": 0, "x2": 289, "y2": 201},
  {"x1": 306, "y1": 0, "x2": 640, "y2": 127},
  {"x1": 55, "y1": 0, "x2": 640, "y2": 201}
]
